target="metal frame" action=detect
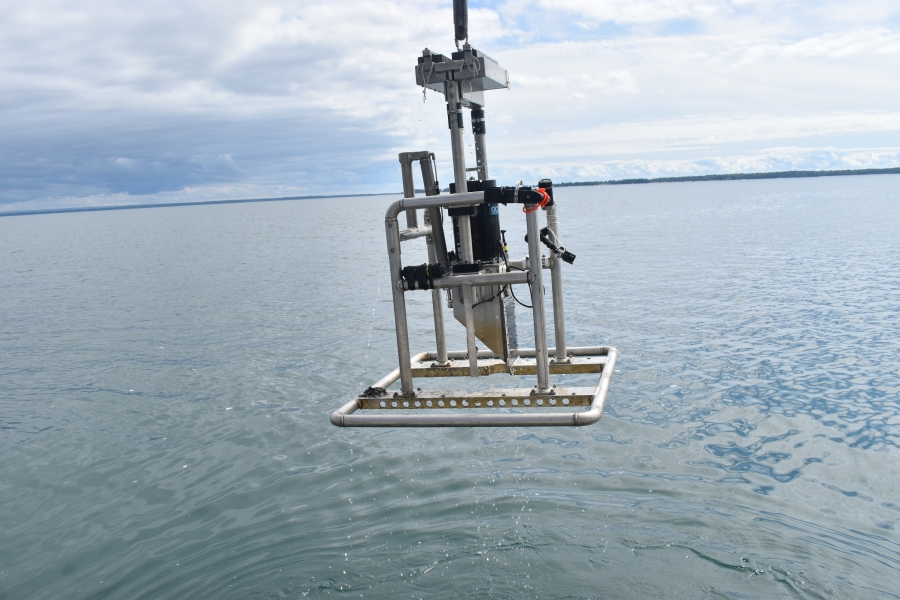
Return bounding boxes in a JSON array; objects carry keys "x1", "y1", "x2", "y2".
[
  {"x1": 331, "y1": 346, "x2": 617, "y2": 427},
  {"x1": 329, "y1": 12, "x2": 617, "y2": 427},
  {"x1": 330, "y1": 184, "x2": 618, "y2": 427}
]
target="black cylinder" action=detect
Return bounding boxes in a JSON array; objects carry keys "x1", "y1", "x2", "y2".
[
  {"x1": 538, "y1": 178, "x2": 554, "y2": 204},
  {"x1": 453, "y1": 0, "x2": 468, "y2": 41},
  {"x1": 449, "y1": 179, "x2": 502, "y2": 263},
  {"x1": 471, "y1": 202, "x2": 502, "y2": 262},
  {"x1": 471, "y1": 107, "x2": 486, "y2": 135},
  {"x1": 401, "y1": 263, "x2": 445, "y2": 291}
]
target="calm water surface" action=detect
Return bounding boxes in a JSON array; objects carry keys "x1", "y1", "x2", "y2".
[{"x1": 2, "y1": 175, "x2": 899, "y2": 598}]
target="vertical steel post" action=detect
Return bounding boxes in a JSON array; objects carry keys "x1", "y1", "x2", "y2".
[
  {"x1": 423, "y1": 208, "x2": 449, "y2": 365},
  {"x1": 457, "y1": 215, "x2": 475, "y2": 265},
  {"x1": 526, "y1": 206, "x2": 551, "y2": 391},
  {"x1": 448, "y1": 82, "x2": 474, "y2": 263},
  {"x1": 419, "y1": 155, "x2": 449, "y2": 268},
  {"x1": 398, "y1": 154, "x2": 418, "y2": 228},
  {"x1": 386, "y1": 214, "x2": 415, "y2": 394},
  {"x1": 446, "y1": 80, "x2": 479, "y2": 376},
  {"x1": 420, "y1": 155, "x2": 448, "y2": 363},
  {"x1": 462, "y1": 285, "x2": 478, "y2": 376},
  {"x1": 446, "y1": 81, "x2": 468, "y2": 192},
  {"x1": 546, "y1": 203, "x2": 568, "y2": 362}
]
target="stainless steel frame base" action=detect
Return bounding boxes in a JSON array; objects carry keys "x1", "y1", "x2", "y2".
[{"x1": 331, "y1": 346, "x2": 617, "y2": 427}]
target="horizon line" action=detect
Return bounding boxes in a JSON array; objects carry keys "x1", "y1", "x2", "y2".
[
  {"x1": 2, "y1": 166, "x2": 899, "y2": 218},
  {"x1": 0, "y1": 191, "x2": 399, "y2": 218}
]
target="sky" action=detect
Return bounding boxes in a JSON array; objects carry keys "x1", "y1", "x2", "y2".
[{"x1": 2, "y1": 0, "x2": 899, "y2": 210}]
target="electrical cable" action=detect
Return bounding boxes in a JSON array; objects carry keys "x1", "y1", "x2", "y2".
[
  {"x1": 509, "y1": 283, "x2": 533, "y2": 309},
  {"x1": 501, "y1": 246, "x2": 533, "y2": 309}
]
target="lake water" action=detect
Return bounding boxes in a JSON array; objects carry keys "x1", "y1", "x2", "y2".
[{"x1": 2, "y1": 175, "x2": 899, "y2": 598}]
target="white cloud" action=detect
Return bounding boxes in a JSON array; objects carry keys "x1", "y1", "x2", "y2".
[
  {"x1": 0, "y1": 0, "x2": 898, "y2": 209},
  {"x1": 0, "y1": 0, "x2": 475, "y2": 204},
  {"x1": 515, "y1": 70, "x2": 639, "y2": 95},
  {"x1": 488, "y1": 146, "x2": 900, "y2": 184},
  {"x1": 538, "y1": 0, "x2": 721, "y2": 26},
  {"x1": 493, "y1": 112, "x2": 900, "y2": 159},
  {"x1": 784, "y1": 28, "x2": 900, "y2": 58}
]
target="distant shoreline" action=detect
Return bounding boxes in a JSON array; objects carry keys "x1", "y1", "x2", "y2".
[
  {"x1": 555, "y1": 167, "x2": 900, "y2": 187},
  {"x1": 0, "y1": 192, "x2": 397, "y2": 218},
  {"x1": 2, "y1": 167, "x2": 898, "y2": 218}
]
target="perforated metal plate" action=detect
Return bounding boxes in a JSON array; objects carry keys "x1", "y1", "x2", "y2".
[{"x1": 358, "y1": 387, "x2": 595, "y2": 410}]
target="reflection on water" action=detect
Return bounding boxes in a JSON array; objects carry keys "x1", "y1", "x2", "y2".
[{"x1": 1, "y1": 175, "x2": 899, "y2": 598}]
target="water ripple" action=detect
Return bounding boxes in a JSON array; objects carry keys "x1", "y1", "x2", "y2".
[{"x1": 2, "y1": 178, "x2": 899, "y2": 597}]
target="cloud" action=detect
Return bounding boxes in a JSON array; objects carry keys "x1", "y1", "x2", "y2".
[
  {"x1": 539, "y1": 0, "x2": 720, "y2": 26},
  {"x1": 1, "y1": 1, "x2": 464, "y2": 204},
  {"x1": 493, "y1": 112, "x2": 900, "y2": 159},
  {"x1": 514, "y1": 69, "x2": 639, "y2": 95},
  {"x1": 783, "y1": 28, "x2": 900, "y2": 58},
  {"x1": 1, "y1": 0, "x2": 899, "y2": 209},
  {"x1": 488, "y1": 146, "x2": 900, "y2": 184}
]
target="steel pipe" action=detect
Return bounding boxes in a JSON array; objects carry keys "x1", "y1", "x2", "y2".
[
  {"x1": 431, "y1": 270, "x2": 530, "y2": 289},
  {"x1": 420, "y1": 155, "x2": 450, "y2": 268},
  {"x1": 444, "y1": 81, "x2": 478, "y2": 376},
  {"x1": 427, "y1": 208, "x2": 448, "y2": 268},
  {"x1": 574, "y1": 347, "x2": 618, "y2": 426},
  {"x1": 337, "y1": 411, "x2": 585, "y2": 427},
  {"x1": 454, "y1": 217, "x2": 477, "y2": 376},
  {"x1": 446, "y1": 80, "x2": 468, "y2": 192},
  {"x1": 546, "y1": 204, "x2": 567, "y2": 361},
  {"x1": 387, "y1": 192, "x2": 485, "y2": 219},
  {"x1": 398, "y1": 153, "x2": 419, "y2": 228},
  {"x1": 385, "y1": 216, "x2": 415, "y2": 395},
  {"x1": 507, "y1": 256, "x2": 550, "y2": 271},
  {"x1": 424, "y1": 211, "x2": 449, "y2": 364},
  {"x1": 461, "y1": 285, "x2": 478, "y2": 376},
  {"x1": 423, "y1": 345, "x2": 612, "y2": 361},
  {"x1": 457, "y1": 215, "x2": 475, "y2": 264},
  {"x1": 399, "y1": 225, "x2": 432, "y2": 241},
  {"x1": 525, "y1": 206, "x2": 551, "y2": 391}
]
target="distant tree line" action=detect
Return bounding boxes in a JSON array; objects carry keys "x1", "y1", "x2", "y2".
[{"x1": 554, "y1": 167, "x2": 900, "y2": 187}]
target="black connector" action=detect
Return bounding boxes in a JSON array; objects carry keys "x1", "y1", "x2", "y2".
[
  {"x1": 401, "y1": 263, "x2": 445, "y2": 291},
  {"x1": 485, "y1": 186, "x2": 548, "y2": 205},
  {"x1": 537, "y1": 227, "x2": 576, "y2": 264}
]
